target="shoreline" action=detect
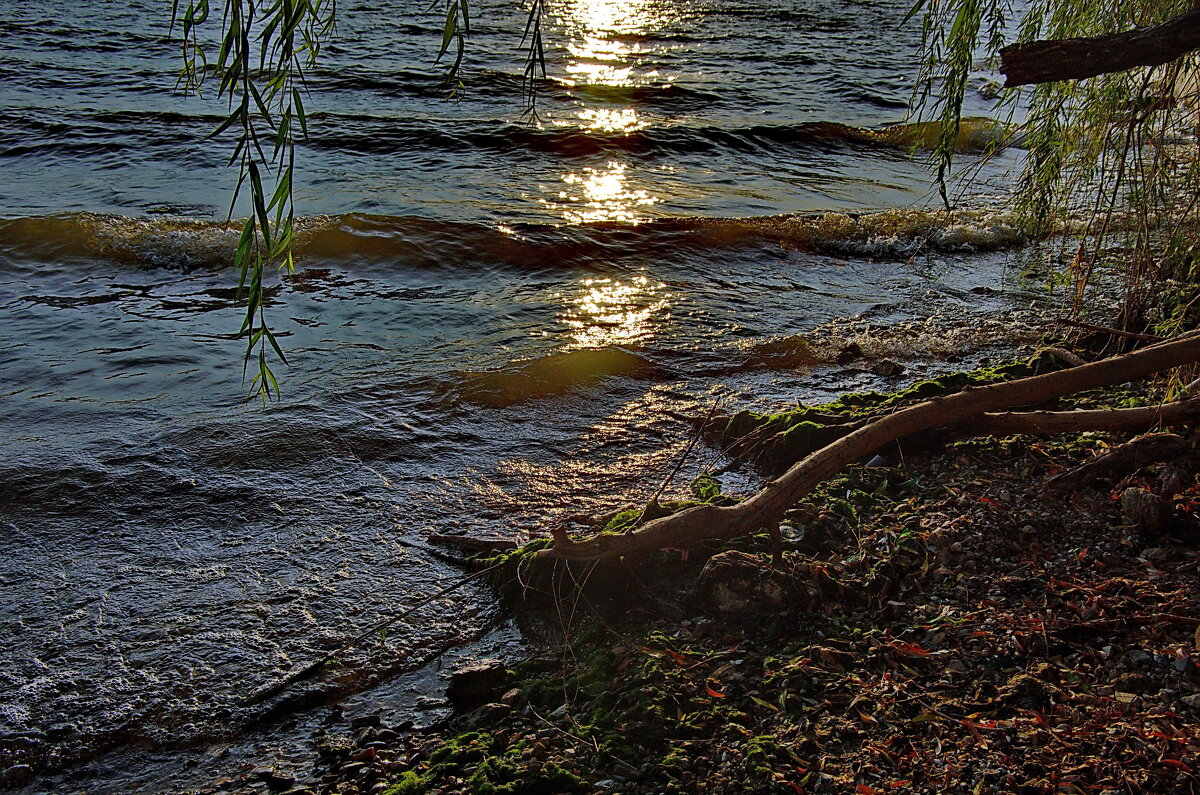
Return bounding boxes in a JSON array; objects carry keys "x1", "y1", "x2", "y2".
[{"x1": 183, "y1": 354, "x2": 1200, "y2": 795}]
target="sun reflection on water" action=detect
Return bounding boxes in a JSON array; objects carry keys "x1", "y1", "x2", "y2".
[
  {"x1": 540, "y1": 0, "x2": 675, "y2": 223},
  {"x1": 576, "y1": 107, "x2": 646, "y2": 133},
  {"x1": 552, "y1": 161, "x2": 658, "y2": 223},
  {"x1": 560, "y1": 275, "x2": 671, "y2": 349}
]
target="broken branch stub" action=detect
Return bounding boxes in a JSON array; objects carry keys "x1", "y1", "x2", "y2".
[{"x1": 540, "y1": 333, "x2": 1200, "y2": 562}]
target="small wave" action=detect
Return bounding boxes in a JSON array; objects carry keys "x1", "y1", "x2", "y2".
[
  {"x1": 310, "y1": 67, "x2": 719, "y2": 109},
  {"x1": 0, "y1": 215, "x2": 245, "y2": 269},
  {"x1": 444, "y1": 346, "x2": 658, "y2": 407},
  {"x1": 736, "y1": 207, "x2": 1027, "y2": 257},
  {"x1": 300, "y1": 115, "x2": 1016, "y2": 158},
  {"x1": 0, "y1": 206, "x2": 1028, "y2": 271}
]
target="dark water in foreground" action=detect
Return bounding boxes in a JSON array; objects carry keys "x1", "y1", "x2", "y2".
[{"x1": 0, "y1": 0, "x2": 1040, "y2": 791}]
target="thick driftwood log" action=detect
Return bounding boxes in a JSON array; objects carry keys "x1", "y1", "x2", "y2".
[
  {"x1": 1000, "y1": 10, "x2": 1200, "y2": 88},
  {"x1": 540, "y1": 333, "x2": 1200, "y2": 561}
]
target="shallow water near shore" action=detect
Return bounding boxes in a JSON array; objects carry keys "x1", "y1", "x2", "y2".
[{"x1": 0, "y1": 0, "x2": 1042, "y2": 790}]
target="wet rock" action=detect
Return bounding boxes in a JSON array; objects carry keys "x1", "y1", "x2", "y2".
[
  {"x1": 446, "y1": 659, "x2": 509, "y2": 709},
  {"x1": 338, "y1": 762, "x2": 366, "y2": 777},
  {"x1": 835, "y1": 342, "x2": 863, "y2": 364},
  {"x1": 499, "y1": 687, "x2": 524, "y2": 705},
  {"x1": 872, "y1": 358, "x2": 906, "y2": 377},
  {"x1": 349, "y1": 714, "x2": 381, "y2": 729},
  {"x1": 699, "y1": 550, "x2": 792, "y2": 613},
  {"x1": 254, "y1": 768, "x2": 295, "y2": 791}
]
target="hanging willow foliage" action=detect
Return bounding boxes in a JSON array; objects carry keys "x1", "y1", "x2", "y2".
[
  {"x1": 169, "y1": 0, "x2": 547, "y2": 397},
  {"x1": 912, "y1": 0, "x2": 1200, "y2": 333}
]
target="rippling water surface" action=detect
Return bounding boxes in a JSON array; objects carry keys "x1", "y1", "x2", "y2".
[{"x1": 0, "y1": 0, "x2": 1039, "y2": 791}]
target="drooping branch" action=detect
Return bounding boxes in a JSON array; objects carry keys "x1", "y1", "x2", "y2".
[
  {"x1": 540, "y1": 333, "x2": 1200, "y2": 561},
  {"x1": 1000, "y1": 9, "x2": 1200, "y2": 88}
]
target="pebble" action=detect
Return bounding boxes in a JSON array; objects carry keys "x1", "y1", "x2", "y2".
[
  {"x1": 0, "y1": 765, "x2": 33, "y2": 786},
  {"x1": 872, "y1": 358, "x2": 906, "y2": 377}
]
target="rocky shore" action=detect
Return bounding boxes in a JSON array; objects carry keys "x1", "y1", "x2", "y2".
[{"x1": 188, "y1": 372, "x2": 1200, "y2": 795}]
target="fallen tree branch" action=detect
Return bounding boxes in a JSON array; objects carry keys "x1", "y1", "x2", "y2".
[
  {"x1": 976, "y1": 399, "x2": 1200, "y2": 435},
  {"x1": 1052, "y1": 318, "x2": 1162, "y2": 344},
  {"x1": 1000, "y1": 9, "x2": 1200, "y2": 88},
  {"x1": 540, "y1": 333, "x2": 1200, "y2": 561},
  {"x1": 1048, "y1": 432, "x2": 1195, "y2": 490}
]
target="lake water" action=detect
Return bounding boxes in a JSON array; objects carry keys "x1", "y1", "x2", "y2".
[{"x1": 0, "y1": 0, "x2": 1046, "y2": 791}]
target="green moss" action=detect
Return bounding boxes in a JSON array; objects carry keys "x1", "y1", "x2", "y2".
[
  {"x1": 399, "y1": 729, "x2": 591, "y2": 794},
  {"x1": 382, "y1": 771, "x2": 426, "y2": 795},
  {"x1": 719, "y1": 351, "x2": 1069, "y2": 473},
  {"x1": 744, "y1": 735, "x2": 786, "y2": 784}
]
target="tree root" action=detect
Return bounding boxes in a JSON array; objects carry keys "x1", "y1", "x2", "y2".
[
  {"x1": 540, "y1": 333, "x2": 1200, "y2": 562},
  {"x1": 1048, "y1": 431, "x2": 1196, "y2": 490}
]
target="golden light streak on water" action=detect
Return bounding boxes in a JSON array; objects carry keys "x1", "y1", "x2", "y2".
[
  {"x1": 543, "y1": 0, "x2": 671, "y2": 223},
  {"x1": 559, "y1": 274, "x2": 671, "y2": 349},
  {"x1": 551, "y1": 161, "x2": 658, "y2": 223},
  {"x1": 576, "y1": 107, "x2": 646, "y2": 133}
]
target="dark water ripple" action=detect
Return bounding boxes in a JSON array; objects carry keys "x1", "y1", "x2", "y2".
[{"x1": 0, "y1": 0, "x2": 1034, "y2": 790}]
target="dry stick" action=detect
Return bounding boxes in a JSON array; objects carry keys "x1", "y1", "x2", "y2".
[
  {"x1": 243, "y1": 561, "x2": 505, "y2": 706},
  {"x1": 541, "y1": 332, "x2": 1200, "y2": 561},
  {"x1": 1052, "y1": 317, "x2": 1162, "y2": 343},
  {"x1": 639, "y1": 402, "x2": 722, "y2": 523}
]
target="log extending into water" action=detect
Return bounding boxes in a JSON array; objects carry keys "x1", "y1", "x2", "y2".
[
  {"x1": 1000, "y1": 9, "x2": 1200, "y2": 87},
  {"x1": 539, "y1": 332, "x2": 1200, "y2": 562}
]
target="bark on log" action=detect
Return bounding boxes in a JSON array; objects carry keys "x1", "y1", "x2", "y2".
[
  {"x1": 1049, "y1": 432, "x2": 1195, "y2": 490},
  {"x1": 540, "y1": 333, "x2": 1200, "y2": 561},
  {"x1": 1000, "y1": 10, "x2": 1200, "y2": 88},
  {"x1": 977, "y1": 399, "x2": 1200, "y2": 435}
]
